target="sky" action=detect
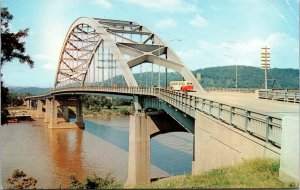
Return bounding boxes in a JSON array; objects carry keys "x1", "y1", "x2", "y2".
[{"x1": 2, "y1": 0, "x2": 299, "y2": 87}]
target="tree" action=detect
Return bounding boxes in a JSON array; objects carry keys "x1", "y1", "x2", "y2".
[
  {"x1": 69, "y1": 173, "x2": 121, "y2": 189},
  {"x1": 1, "y1": 7, "x2": 34, "y2": 124},
  {"x1": 1, "y1": 7, "x2": 33, "y2": 66},
  {"x1": 7, "y1": 169, "x2": 37, "y2": 189}
]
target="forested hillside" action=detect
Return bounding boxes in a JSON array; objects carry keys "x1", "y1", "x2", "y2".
[
  {"x1": 9, "y1": 66, "x2": 299, "y2": 95},
  {"x1": 194, "y1": 66, "x2": 299, "y2": 89}
]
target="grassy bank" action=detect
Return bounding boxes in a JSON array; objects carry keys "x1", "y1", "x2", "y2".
[{"x1": 142, "y1": 158, "x2": 297, "y2": 189}]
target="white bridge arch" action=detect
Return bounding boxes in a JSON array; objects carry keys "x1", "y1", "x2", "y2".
[{"x1": 54, "y1": 17, "x2": 204, "y2": 92}]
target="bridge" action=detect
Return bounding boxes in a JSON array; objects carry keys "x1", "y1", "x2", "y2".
[{"x1": 26, "y1": 17, "x2": 299, "y2": 186}]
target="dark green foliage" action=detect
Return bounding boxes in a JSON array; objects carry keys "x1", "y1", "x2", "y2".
[
  {"x1": 193, "y1": 66, "x2": 299, "y2": 89},
  {"x1": 119, "y1": 108, "x2": 130, "y2": 115},
  {"x1": 7, "y1": 91, "x2": 24, "y2": 106},
  {"x1": 69, "y1": 173, "x2": 121, "y2": 189},
  {"x1": 1, "y1": 109, "x2": 9, "y2": 125},
  {"x1": 7, "y1": 169, "x2": 37, "y2": 189},
  {"x1": 82, "y1": 95, "x2": 132, "y2": 112},
  {"x1": 82, "y1": 95, "x2": 110, "y2": 111},
  {"x1": 112, "y1": 98, "x2": 131, "y2": 106},
  {"x1": 1, "y1": 7, "x2": 33, "y2": 66},
  {"x1": 1, "y1": 7, "x2": 34, "y2": 124},
  {"x1": 106, "y1": 101, "x2": 113, "y2": 109},
  {"x1": 1, "y1": 81, "x2": 9, "y2": 108}
]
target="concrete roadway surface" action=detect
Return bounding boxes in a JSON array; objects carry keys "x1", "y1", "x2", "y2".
[{"x1": 188, "y1": 91, "x2": 299, "y2": 117}]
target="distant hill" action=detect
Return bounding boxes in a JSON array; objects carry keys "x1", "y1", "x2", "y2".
[
  {"x1": 9, "y1": 66, "x2": 299, "y2": 94},
  {"x1": 9, "y1": 87, "x2": 52, "y2": 95}
]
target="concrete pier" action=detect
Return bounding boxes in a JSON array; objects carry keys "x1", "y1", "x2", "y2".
[
  {"x1": 75, "y1": 98, "x2": 85, "y2": 129},
  {"x1": 48, "y1": 98, "x2": 59, "y2": 128},
  {"x1": 125, "y1": 113, "x2": 151, "y2": 187},
  {"x1": 125, "y1": 112, "x2": 187, "y2": 187},
  {"x1": 44, "y1": 99, "x2": 51, "y2": 123},
  {"x1": 63, "y1": 106, "x2": 69, "y2": 122},
  {"x1": 35, "y1": 100, "x2": 44, "y2": 119}
]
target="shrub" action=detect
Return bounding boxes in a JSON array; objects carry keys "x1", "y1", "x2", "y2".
[
  {"x1": 120, "y1": 108, "x2": 130, "y2": 115},
  {"x1": 7, "y1": 169, "x2": 37, "y2": 189},
  {"x1": 69, "y1": 173, "x2": 121, "y2": 189}
]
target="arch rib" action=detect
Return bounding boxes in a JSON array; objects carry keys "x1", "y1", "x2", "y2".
[{"x1": 54, "y1": 17, "x2": 204, "y2": 92}]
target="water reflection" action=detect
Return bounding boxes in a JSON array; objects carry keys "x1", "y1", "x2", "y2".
[
  {"x1": 45, "y1": 128, "x2": 85, "y2": 187},
  {"x1": 1, "y1": 116, "x2": 193, "y2": 188},
  {"x1": 85, "y1": 119, "x2": 193, "y2": 175}
]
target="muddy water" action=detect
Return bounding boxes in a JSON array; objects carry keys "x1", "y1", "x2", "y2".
[{"x1": 1, "y1": 116, "x2": 193, "y2": 188}]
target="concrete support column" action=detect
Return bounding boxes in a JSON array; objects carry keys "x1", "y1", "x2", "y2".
[
  {"x1": 29, "y1": 100, "x2": 32, "y2": 110},
  {"x1": 75, "y1": 98, "x2": 85, "y2": 129},
  {"x1": 44, "y1": 99, "x2": 51, "y2": 123},
  {"x1": 125, "y1": 113, "x2": 150, "y2": 187},
  {"x1": 26, "y1": 100, "x2": 30, "y2": 110},
  {"x1": 63, "y1": 106, "x2": 69, "y2": 122},
  {"x1": 49, "y1": 98, "x2": 59, "y2": 128},
  {"x1": 279, "y1": 114, "x2": 299, "y2": 183},
  {"x1": 35, "y1": 99, "x2": 44, "y2": 119}
]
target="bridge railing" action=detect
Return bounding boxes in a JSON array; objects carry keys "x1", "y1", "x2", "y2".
[
  {"x1": 257, "y1": 89, "x2": 299, "y2": 103},
  {"x1": 27, "y1": 86, "x2": 282, "y2": 147},
  {"x1": 154, "y1": 88, "x2": 281, "y2": 147}
]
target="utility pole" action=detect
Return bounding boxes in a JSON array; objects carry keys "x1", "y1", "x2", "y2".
[{"x1": 261, "y1": 46, "x2": 270, "y2": 90}]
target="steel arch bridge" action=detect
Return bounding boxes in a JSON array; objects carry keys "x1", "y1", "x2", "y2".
[
  {"x1": 54, "y1": 17, "x2": 204, "y2": 92},
  {"x1": 25, "y1": 17, "x2": 289, "y2": 187}
]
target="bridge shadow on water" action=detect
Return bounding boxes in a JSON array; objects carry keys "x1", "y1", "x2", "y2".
[{"x1": 83, "y1": 119, "x2": 192, "y2": 175}]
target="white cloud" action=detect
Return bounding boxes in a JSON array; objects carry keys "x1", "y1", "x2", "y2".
[
  {"x1": 33, "y1": 54, "x2": 57, "y2": 70},
  {"x1": 94, "y1": 0, "x2": 112, "y2": 9},
  {"x1": 43, "y1": 63, "x2": 57, "y2": 70},
  {"x1": 176, "y1": 33, "x2": 298, "y2": 70},
  {"x1": 155, "y1": 18, "x2": 177, "y2": 29},
  {"x1": 122, "y1": 0, "x2": 198, "y2": 13},
  {"x1": 189, "y1": 14, "x2": 207, "y2": 27}
]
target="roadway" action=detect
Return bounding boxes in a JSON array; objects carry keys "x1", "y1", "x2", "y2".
[{"x1": 188, "y1": 91, "x2": 299, "y2": 117}]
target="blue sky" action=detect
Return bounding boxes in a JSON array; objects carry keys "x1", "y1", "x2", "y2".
[{"x1": 2, "y1": 0, "x2": 299, "y2": 87}]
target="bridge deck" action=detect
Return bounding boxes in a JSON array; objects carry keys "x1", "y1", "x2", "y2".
[{"x1": 189, "y1": 91, "x2": 299, "y2": 117}]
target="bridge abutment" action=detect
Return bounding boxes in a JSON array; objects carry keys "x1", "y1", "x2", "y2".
[
  {"x1": 192, "y1": 111, "x2": 280, "y2": 175},
  {"x1": 279, "y1": 114, "x2": 299, "y2": 183}
]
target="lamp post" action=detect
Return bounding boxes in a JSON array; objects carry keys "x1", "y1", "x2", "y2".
[{"x1": 224, "y1": 54, "x2": 238, "y2": 89}]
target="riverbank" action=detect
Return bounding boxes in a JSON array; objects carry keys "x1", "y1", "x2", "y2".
[
  {"x1": 140, "y1": 158, "x2": 298, "y2": 189},
  {"x1": 72, "y1": 105, "x2": 134, "y2": 118}
]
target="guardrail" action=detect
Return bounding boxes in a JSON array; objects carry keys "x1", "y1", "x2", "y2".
[
  {"x1": 204, "y1": 87, "x2": 256, "y2": 93},
  {"x1": 257, "y1": 89, "x2": 299, "y2": 103},
  {"x1": 27, "y1": 86, "x2": 282, "y2": 147}
]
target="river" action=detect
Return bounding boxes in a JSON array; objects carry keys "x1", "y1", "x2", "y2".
[{"x1": 1, "y1": 115, "x2": 193, "y2": 188}]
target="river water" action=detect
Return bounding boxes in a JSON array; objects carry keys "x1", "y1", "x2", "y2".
[{"x1": 1, "y1": 116, "x2": 193, "y2": 188}]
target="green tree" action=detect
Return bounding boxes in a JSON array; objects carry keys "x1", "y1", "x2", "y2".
[
  {"x1": 69, "y1": 173, "x2": 121, "y2": 189},
  {"x1": 1, "y1": 7, "x2": 33, "y2": 66},
  {"x1": 1, "y1": 7, "x2": 34, "y2": 124},
  {"x1": 7, "y1": 169, "x2": 37, "y2": 189}
]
